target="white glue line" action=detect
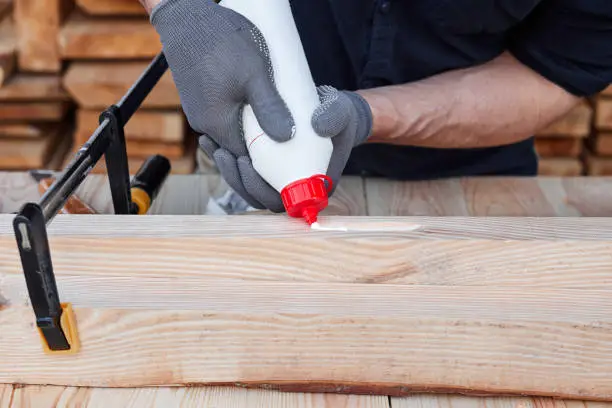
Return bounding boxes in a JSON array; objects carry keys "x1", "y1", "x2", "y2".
[{"x1": 310, "y1": 221, "x2": 422, "y2": 233}]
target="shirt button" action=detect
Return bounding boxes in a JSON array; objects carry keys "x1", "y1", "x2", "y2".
[{"x1": 380, "y1": 1, "x2": 391, "y2": 13}]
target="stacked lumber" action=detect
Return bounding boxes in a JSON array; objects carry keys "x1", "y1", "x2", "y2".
[
  {"x1": 535, "y1": 100, "x2": 592, "y2": 176},
  {"x1": 60, "y1": 2, "x2": 194, "y2": 174},
  {"x1": 0, "y1": 0, "x2": 75, "y2": 170},
  {"x1": 586, "y1": 86, "x2": 612, "y2": 175}
]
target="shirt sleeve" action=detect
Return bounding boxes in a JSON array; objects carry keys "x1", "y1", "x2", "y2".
[{"x1": 508, "y1": 0, "x2": 612, "y2": 97}]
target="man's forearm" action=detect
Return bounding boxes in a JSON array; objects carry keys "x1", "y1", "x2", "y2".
[
  {"x1": 139, "y1": 0, "x2": 160, "y2": 14},
  {"x1": 358, "y1": 52, "x2": 581, "y2": 148}
]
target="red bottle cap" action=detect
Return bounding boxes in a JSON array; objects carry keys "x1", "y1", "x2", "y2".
[{"x1": 280, "y1": 174, "x2": 333, "y2": 225}]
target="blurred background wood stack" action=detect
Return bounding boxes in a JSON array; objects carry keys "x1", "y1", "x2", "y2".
[
  {"x1": 534, "y1": 100, "x2": 593, "y2": 176},
  {"x1": 586, "y1": 86, "x2": 612, "y2": 175},
  {"x1": 0, "y1": 0, "x2": 609, "y2": 176},
  {"x1": 0, "y1": 0, "x2": 196, "y2": 174}
]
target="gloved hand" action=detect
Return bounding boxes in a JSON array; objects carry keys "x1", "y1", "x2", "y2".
[
  {"x1": 149, "y1": 0, "x2": 295, "y2": 207},
  {"x1": 199, "y1": 85, "x2": 373, "y2": 212}
]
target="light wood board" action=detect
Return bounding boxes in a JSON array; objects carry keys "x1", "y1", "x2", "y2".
[
  {"x1": 538, "y1": 158, "x2": 583, "y2": 176},
  {"x1": 364, "y1": 177, "x2": 612, "y2": 216},
  {"x1": 58, "y1": 12, "x2": 161, "y2": 59},
  {"x1": 14, "y1": 0, "x2": 73, "y2": 72},
  {"x1": 596, "y1": 97, "x2": 612, "y2": 131},
  {"x1": 535, "y1": 100, "x2": 593, "y2": 138},
  {"x1": 76, "y1": 0, "x2": 146, "y2": 15},
  {"x1": 390, "y1": 395, "x2": 612, "y2": 408},
  {"x1": 4, "y1": 385, "x2": 390, "y2": 408},
  {"x1": 2, "y1": 216, "x2": 612, "y2": 398},
  {"x1": 535, "y1": 137, "x2": 582, "y2": 157},
  {"x1": 62, "y1": 62, "x2": 180, "y2": 108},
  {"x1": 0, "y1": 74, "x2": 69, "y2": 102},
  {"x1": 74, "y1": 128, "x2": 185, "y2": 159},
  {"x1": 77, "y1": 109, "x2": 184, "y2": 143}
]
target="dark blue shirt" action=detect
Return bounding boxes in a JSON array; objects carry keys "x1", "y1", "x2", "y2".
[{"x1": 289, "y1": 0, "x2": 612, "y2": 180}]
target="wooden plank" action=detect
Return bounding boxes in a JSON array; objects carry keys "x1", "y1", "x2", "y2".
[
  {"x1": 0, "y1": 75, "x2": 69, "y2": 102},
  {"x1": 591, "y1": 133, "x2": 612, "y2": 156},
  {"x1": 62, "y1": 62, "x2": 180, "y2": 109},
  {"x1": 0, "y1": 385, "x2": 12, "y2": 408},
  {"x1": 1, "y1": 229, "x2": 612, "y2": 400},
  {"x1": 537, "y1": 158, "x2": 582, "y2": 176},
  {"x1": 0, "y1": 123, "x2": 43, "y2": 138},
  {"x1": 596, "y1": 97, "x2": 612, "y2": 131},
  {"x1": 77, "y1": 109, "x2": 184, "y2": 143},
  {"x1": 535, "y1": 137, "x2": 582, "y2": 157},
  {"x1": 0, "y1": 101, "x2": 69, "y2": 121},
  {"x1": 535, "y1": 100, "x2": 593, "y2": 138},
  {"x1": 58, "y1": 12, "x2": 161, "y2": 59},
  {"x1": 75, "y1": 129, "x2": 185, "y2": 159},
  {"x1": 76, "y1": 0, "x2": 146, "y2": 16},
  {"x1": 3, "y1": 215, "x2": 612, "y2": 288},
  {"x1": 14, "y1": 0, "x2": 74, "y2": 72},
  {"x1": 0, "y1": 123, "x2": 65, "y2": 169},
  {"x1": 7, "y1": 385, "x2": 389, "y2": 408},
  {"x1": 586, "y1": 155, "x2": 612, "y2": 176},
  {"x1": 364, "y1": 177, "x2": 597, "y2": 216},
  {"x1": 0, "y1": 11, "x2": 16, "y2": 86},
  {"x1": 390, "y1": 395, "x2": 563, "y2": 408}
]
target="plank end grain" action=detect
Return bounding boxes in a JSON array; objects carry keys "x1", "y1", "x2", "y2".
[{"x1": 14, "y1": 0, "x2": 74, "y2": 72}]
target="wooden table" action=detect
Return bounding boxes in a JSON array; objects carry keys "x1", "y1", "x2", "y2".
[
  {"x1": 2, "y1": 171, "x2": 612, "y2": 408},
  {"x1": 3, "y1": 172, "x2": 612, "y2": 216}
]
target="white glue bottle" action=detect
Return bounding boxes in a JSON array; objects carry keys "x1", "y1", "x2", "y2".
[{"x1": 220, "y1": 0, "x2": 333, "y2": 225}]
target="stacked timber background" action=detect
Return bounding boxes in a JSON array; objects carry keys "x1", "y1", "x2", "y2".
[
  {"x1": 0, "y1": 0, "x2": 198, "y2": 174},
  {"x1": 0, "y1": 0, "x2": 610, "y2": 175}
]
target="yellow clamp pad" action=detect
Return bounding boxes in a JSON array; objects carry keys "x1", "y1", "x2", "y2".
[
  {"x1": 38, "y1": 302, "x2": 80, "y2": 355},
  {"x1": 131, "y1": 187, "x2": 151, "y2": 215}
]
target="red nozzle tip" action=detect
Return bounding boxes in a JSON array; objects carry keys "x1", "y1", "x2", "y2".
[
  {"x1": 280, "y1": 174, "x2": 332, "y2": 225},
  {"x1": 302, "y1": 207, "x2": 319, "y2": 225}
]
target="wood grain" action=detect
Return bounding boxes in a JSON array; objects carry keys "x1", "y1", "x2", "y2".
[
  {"x1": 62, "y1": 62, "x2": 180, "y2": 108},
  {"x1": 535, "y1": 137, "x2": 582, "y2": 157},
  {"x1": 537, "y1": 158, "x2": 583, "y2": 176},
  {"x1": 596, "y1": 97, "x2": 612, "y2": 131},
  {"x1": 0, "y1": 385, "x2": 11, "y2": 408},
  {"x1": 14, "y1": 0, "x2": 73, "y2": 72},
  {"x1": 3, "y1": 215, "x2": 612, "y2": 289},
  {"x1": 390, "y1": 395, "x2": 574, "y2": 408},
  {"x1": 77, "y1": 109, "x2": 184, "y2": 143},
  {"x1": 364, "y1": 177, "x2": 612, "y2": 216},
  {"x1": 6, "y1": 385, "x2": 389, "y2": 408},
  {"x1": 0, "y1": 101, "x2": 69, "y2": 121},
  {"x1": 0, "y1": 75, "x2": 69, "y2": 102},
  {"x1": 535, "y1": 101, "x2": 593, "y2": 138},
  {"x1": 58, "y1": 12, "x2": 161, "y2": 59},
  {"x1": 2, "y1": 269, "x2": 612, "y2": 399},
  {"x1": 0, "y1": 10, "x2": 15, "y2": 86},
  {"x1": 76, "y1": 0, "x2": 146, "y2": 15}
]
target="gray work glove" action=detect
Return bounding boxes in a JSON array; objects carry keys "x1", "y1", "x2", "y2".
[
  {"x1": 199, "y1": 86, "x2": 373, "y2": 212},
  {"x1": 149, "y1": 0, "x2": 295, "y2": 173}
]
